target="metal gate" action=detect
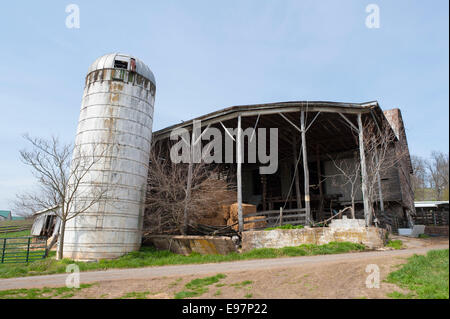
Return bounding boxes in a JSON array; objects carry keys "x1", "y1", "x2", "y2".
[{"x1": 0, "y1": 236, "x2": 47, "y2": 264}]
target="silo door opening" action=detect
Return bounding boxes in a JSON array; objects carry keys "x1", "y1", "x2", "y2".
[{"x1": 114, "y1": 60, "x2": 128, "y2": 69}]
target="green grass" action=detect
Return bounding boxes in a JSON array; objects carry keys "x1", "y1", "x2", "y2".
[
  {"x1": 386, "y1": 249, "x2": 449, "y2": 299},
  {"x1": 244, "y1": 293, "x2": 253, "y2": 298},
  {"x1": 0, "y1": 230, "x2": 31, "y2": 238},
  {"x1": 0, "y1": 284, "x2": 93, "y2": 299},
  {"x1": 174, "y1": 274, "x2": 226, "y2": 299},
  {"x1": 386, "y1": 240, "x2": 404, "y2": 250},
  {"x1": 0, "y1": 242, "x2": 366, "y2": 279},
  {"x1": 120, "y1": 291, "x2": 156, "y2": 299},
  {"x1": 264, "y1": 224, "x2": 305, "y2": 231},
  {"x1": 418, "y1": 234, "x2": 430, "y2": 239},
  {"x1": 230, "y1": 280, "x2": 253, "y2": 288}
]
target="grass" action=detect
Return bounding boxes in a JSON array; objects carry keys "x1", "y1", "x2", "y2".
[
  {"x1": 264, "y1": 224, "x2": 304, "y2": 231},
  {"x1": 0, "y1": 220, "x2": 33, "y2": 227},
  {"x1": 418, "y1": 234, "x2": 430, "y2": 239},
  {"x1": 0, "y1": 241, "x2": 366, "y2": 279},
  {"x1": 386, "y1": 249, "x2": 449, "y2": 299},
  {"x1": 120, "y1": 291, "x2": 156, "y2": 299},
  {"x1": 230, "y1": 280, "x2": 253, "y2": 288},
  {"x1": 174, "y1": 274, "x2": 226, "y2": 299},
  {"x1": 0, "y1": 284, "x2": 93, "y2": 299},
  {"x1": 0, "y1": 230, "x2": 31, "y2": 238},
  {"x1": 386, "y1": 239, "x2": 404, "y2": 250}
]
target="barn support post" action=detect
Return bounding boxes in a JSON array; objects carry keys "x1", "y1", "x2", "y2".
[
  {"x1": 182, "y1": 125, "x2": 195, "y2": 235},
  {"x1": 300, "y1": 110, "x2": 311, "y2": 224},
  {"x1": 375, "y1": 151, "x2": 385, "y2": 212},
  {"x1": 357, "y1": 113, "x2": 371, "y2": 226},
  {"x1": 316, "y1": 145, "x2": 324, "y2": 220},
  {"x1": 292, "y1": 135, "x2": 302, "y2": 210},
  {"x1": 237, "y1": 114, "x2": 244, "y2": 233}
]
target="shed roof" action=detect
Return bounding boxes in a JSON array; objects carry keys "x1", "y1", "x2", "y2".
[
  {"x1": 0, "y1": 210, "x2": 11, "y2": 219},
  {"x1": 153, "y1": 100, "x2": 383, "y2": 141},
  {"x1": 415, "y1": 201, "x2": 449, "y2": 208}
]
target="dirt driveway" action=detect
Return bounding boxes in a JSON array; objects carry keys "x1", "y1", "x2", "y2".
[{"x1": 1, "y1": 236, "x2": 448, "y2": 299}]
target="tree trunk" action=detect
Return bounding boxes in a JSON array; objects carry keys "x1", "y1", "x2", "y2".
[{"x1": 57, "y1": 220, "x2": 66, "y2": 260}]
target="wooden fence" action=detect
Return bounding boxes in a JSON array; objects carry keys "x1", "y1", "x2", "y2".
[
  {"x1": 0, "y1": 224, "x2": 32, "y2": 234},
  {"x1": 0, "y1": 237, "x2": 47, "y2": 264},
  {"x1": 414, "y1": 208, "x2": 449, "y2": 226},
  {"x1": 244, "y1": 208, "x2": 306, "y2": 229}
]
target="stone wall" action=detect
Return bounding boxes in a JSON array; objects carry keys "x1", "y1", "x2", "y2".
[
  {"x1": 242, "y1": 225, "x2": 386, "y2": 251},
  {"x1": 145, "y1": 235, "x2": 237, "y2": 255}
]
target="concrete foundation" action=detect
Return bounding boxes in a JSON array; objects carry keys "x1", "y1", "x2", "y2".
[
  {"x1": 146, "y1": 235, "x2": 237, "y2": 255},
  {"x1": 242, "y1": 222, "x2": 386, "y2": 251}
]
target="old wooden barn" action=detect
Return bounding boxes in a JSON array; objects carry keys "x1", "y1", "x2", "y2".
[{"x1": 150, "y1": 101, "x2": 415, "y2": 233}]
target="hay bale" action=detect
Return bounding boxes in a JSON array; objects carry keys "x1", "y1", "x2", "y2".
[
  {"x1": 229, "y1": 203, "x2": 256, "y2": 223},
  {"x1": 221, "y1": 205, "x2": 230, "y2": 220}
]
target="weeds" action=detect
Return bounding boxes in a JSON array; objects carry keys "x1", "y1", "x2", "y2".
[
  {"x1": 174, "y1": 274, "x2": 226, "y2": 299},
  {"x1": 386, "y1": 249, "x2": 449, "y2": 299}
]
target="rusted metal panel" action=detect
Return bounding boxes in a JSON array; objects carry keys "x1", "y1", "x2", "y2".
[{"x1": 63, "y1": 53, "x2": 156, "y2": 261}]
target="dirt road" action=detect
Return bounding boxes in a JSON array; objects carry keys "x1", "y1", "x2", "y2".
[{"x1": 0, "y1": 239, "x2": 447, "y2": 297}]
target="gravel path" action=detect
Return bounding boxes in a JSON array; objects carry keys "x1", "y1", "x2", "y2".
[{"x1": 0, "y1": 243, "x2": 447, "y2": 291}]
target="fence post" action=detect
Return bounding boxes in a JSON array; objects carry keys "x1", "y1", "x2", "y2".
[
  {"x1": 1, "y1": 238, "x2": 6, "y2": 263},
  {"x1": 279, "y1": 207, "x2": 283, "y2": 226},
  {"x1": 26, "y1": 237, "x2": 31, "y2": 263}
]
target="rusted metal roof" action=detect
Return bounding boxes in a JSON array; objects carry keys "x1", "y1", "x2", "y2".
[{"x1": 88, "y1": 53, "x2": 156, "y2": 85}]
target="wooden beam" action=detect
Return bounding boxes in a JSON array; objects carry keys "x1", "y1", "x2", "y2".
[
  {"x1": 338, "y1": 113, "x2": 359, "y2": 132},
  {"x1": 357, "y1": 113, "x2": 371, "y2": 226},
  {"x1": 316, "y1": 145, "x2": 324, "y2": 220},
  {"x1": 301, "y1": 111, "x2": 311, "y2": 224},
  {"x1": 183, "y1": 125, "x2": 195, "y2": 235},
  {"x1": 375, "y1": 151, "x2": 385, "y2": 212},
  {"x1": 279, "y1": 113, "x2": 302, "y2": 133},
  {"x1": 237, "y1": 115, "x2": 243, "y2": 232},
  {"x1": 292, "y1": 135, "x2": 302, "y2": 210}
]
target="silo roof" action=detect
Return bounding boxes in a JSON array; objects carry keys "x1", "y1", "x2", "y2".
[{"x1": 88, "y1": 53, "x2": 156, "y2": 85}]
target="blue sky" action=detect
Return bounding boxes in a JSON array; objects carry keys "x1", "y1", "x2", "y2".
[{"x1": 0, "y1": 0, "x2": 448, "y2": 212}]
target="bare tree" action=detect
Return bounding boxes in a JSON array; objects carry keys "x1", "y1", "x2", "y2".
[
  {"x1": 144, "y1": 142, "x2": 235, "y2": 236},
  {"x1": 17, "y1": 134, "x2": 107, "y2": 259},
  {"x1": 325, "y1": 153, "x2": 361, "y2": 218},
  {"x1": 426, "y1": 151, "x2": 449, "y2": 200},
  {"x1": 363, "y1": 120, "x2": 409, "y2": 225},
  {"x1": 411, "y1": 155, "x2": 429, "y2": 200}
]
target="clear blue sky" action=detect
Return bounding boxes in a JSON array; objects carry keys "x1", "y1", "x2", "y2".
[{"x1": 0, "y1": 0, "x2": 448, "y2": 212}]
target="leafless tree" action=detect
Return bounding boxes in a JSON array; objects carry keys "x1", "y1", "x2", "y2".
[
  {"x1": 411, "y1": 155, "x2": 429, "y2": 200},
  {"x1": 325, "y1": 152, "x2": 361, "y2": 219},
  {"x1": 363, "y1": 120, "x2": 408, "y2": 225},
  {"x1": 144, "y1": 142, "x2": 235, "y2": 236},
  {"x1": 426, "y1": 151, "x2": 449, "y2": 200},
  {"x1": 17, "y1": 134, "x2": 108, "y2": 259}
]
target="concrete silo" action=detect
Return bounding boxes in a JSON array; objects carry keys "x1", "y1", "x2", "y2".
[{"x1": 63, "y1": 53, "x2": 156, "y2": 261}]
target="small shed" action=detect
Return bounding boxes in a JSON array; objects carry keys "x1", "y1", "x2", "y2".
[
  {"x1": 31, "y1": 206, "x2": 61, "y2": 238},
  {"x1": 0, "y1": 210, "x2": 12, "y2": 221},
  {"x1": 414, "y1": 201, "x2": 449, "y2": 226}
]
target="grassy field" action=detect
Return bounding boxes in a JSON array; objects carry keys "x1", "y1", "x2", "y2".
[
  {"x1": 0, "y1": 220, "x2": 33, "y2": 227},
  {"x1": 0, "y1": 241, "x2": 365, "y2": 279},
  {"x1": 387, "y1": 249, "x2": 449, "y2": 299},
  {"x1": 0, "y1": 230, "x2": 31, "y2": 238}
]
